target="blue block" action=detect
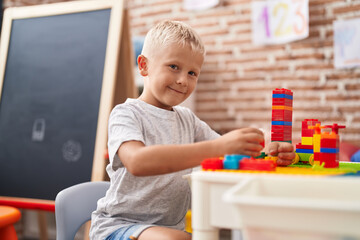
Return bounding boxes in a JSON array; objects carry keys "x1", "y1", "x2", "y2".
[
  {"x1": 272, "y1": 121, "x2": 292, "y2": 126},
  {"x1": 272, "y1": 94, "x2": 293, "y2": 100},
  {"x1": 224, "y1": 155, "x2": 249, "y2": 169},
  {"x1": 320, "y1": 148, "x2": 339, "y2": 153},
  {"x1": 296, "y1": 148, "x2": 313, "y2": 154}
]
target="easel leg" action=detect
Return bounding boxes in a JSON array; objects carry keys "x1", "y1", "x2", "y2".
[{"x1": 37, "y1": 211, "x2": 48, "y2": 240}]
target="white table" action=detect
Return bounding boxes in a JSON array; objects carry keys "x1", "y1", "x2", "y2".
[{"x1": 190, "y1": 171, "x2": 360, "y2": 240}]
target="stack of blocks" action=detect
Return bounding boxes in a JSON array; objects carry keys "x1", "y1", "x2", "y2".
[
  {"x1": 202, "y1": 155, "x2": 277, "y2": 171},
  {"x1": 271, "y1": 88, "x2": 293, "y2": 143},
  {"x1": 295, "y1": 119, "x2": 320, "y2": 163},
  {"x1": 317, "y1": 124, "x2": 345, "y2": 168}
]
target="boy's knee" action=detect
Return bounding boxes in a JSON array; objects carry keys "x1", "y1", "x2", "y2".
[{"x1": 138, "y1": 227, "x2": 191, "y2": 240}]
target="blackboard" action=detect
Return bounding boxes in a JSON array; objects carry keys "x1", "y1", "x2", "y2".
[{"x1": 0, "y1": 0, "x2": 135, "y2": 202}]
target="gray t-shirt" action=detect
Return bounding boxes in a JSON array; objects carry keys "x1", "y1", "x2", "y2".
[{"x1": 90, "y1": 99, "x2": 219, "y2": 239}]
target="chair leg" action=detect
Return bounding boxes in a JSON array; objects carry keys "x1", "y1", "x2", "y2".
[{"x1": 0, "y1": 225, "x2": 18, "y2": 240}]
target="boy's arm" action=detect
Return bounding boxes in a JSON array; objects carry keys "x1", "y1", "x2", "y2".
[{"x1": 118, "y1": 128, "x2": 264, "y2": 176}]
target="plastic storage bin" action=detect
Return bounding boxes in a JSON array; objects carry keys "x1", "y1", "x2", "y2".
[{"x1": 224, "y1": 175, "x2": 360, "y2": 240}]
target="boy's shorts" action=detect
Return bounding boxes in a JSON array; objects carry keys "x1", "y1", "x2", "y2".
[{"x1": 105, "y1": 224, "x2": 154, "y2": 240}]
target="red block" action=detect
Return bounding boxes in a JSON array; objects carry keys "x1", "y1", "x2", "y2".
[
  {"x1": 272, "y1": 125, "x2": 292, "y2": 132},
  {"x1": 320, "y1": 138, "x2": 338, "y2": 148},
  {"x1": 272, "y1": 109, "x2": 292, "y2": 121},
  {"x1": 273, "y1": 88, "x2": 293, "y2": 96},
  {"x1": 201, "y1": 158, "x2": 223, "y2": 170},
  {"x1": 272, "y1": 98, "x2": 293, "y2": 107},
  {"x1": 271, "y1": 136, "x2": 291, "y2": 141},
  {"x1": 271, "y1": 132, "x2": 292, "y2": 138},
  {"x1": 240, "y1": 158, "x2": 277, "y2": 171},
  {"x1": 302, "y1": 119, "x2": 320, "y2": 129},
  {"x1": 296, "y1": 143, "x2": 313, "y2": 149},
  {"x1": 319, "y1": 153, "x2": 339, "y2": 168},
  {"x1": 302, "y1": 129, "x2": 314, "y2": 137},
  {"x1": 314, "y1": 152, "x2": 321, "y2": 161}
]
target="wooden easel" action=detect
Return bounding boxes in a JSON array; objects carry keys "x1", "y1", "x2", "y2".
[{"x1": 0, "y1": 0, "x2": 137, "y2": 239}]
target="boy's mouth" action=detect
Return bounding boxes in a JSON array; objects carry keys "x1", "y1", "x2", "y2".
[{"x1": 168, "y1": 87, "x2": 186, "y2": 94}]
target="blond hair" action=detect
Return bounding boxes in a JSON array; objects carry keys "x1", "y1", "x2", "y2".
[{"x1": 141, "y1": 20, "x2": 205, "y2": 58}]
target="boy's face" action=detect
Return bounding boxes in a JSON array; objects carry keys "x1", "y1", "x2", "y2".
[{"x1": 138, "y1": 42, "x2": 204, "y2": 110}]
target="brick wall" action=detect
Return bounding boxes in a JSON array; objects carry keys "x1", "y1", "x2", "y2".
[{"x1": 3, "y1": 0, "x2": 360, "y2": 147}]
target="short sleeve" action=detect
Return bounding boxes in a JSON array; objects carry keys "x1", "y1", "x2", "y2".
[
  {"x1": 107, "y1": 105, "x2": 145, "y2": 169},
  {"x1": 184, "y1": 108, "x2": 220, "y2": 142}
]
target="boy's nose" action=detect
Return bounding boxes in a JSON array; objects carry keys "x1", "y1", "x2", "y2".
[{"x1": 176, "y1": 74, "x2": 188, "y2": 86}]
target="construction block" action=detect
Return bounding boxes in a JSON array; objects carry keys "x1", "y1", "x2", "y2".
[
  {"x1": 272, "y1": 98, "x2": 293, "y2": 106},
  {"x1": 320, "y1": 138, "x2": 338, "y2": 148},
  {"x1": 297, "y1": 152, "x2": 312, "y2": 162},
  {"x1": 272, "y1": 88, "x2": 293, "y2": 97},
  {"x1": 272, "y1": 125, "x2": 292, "y2": 133},
  {"x1": 223, "y1": 155, "x2": 249, "y2": 169},
  {"x1": 240, "y1": 158, "x2": 277, "y2": 171},
  {"x1": 201, "y1": 158, "x2": 223, "y2": 170},
  {"x1": 319, "y1": 153, "x2": 339, "y2": 168},
  {"x1": 271, "y1": 136, "x2": 291, "y2": 141},
  {"x1": 301, "y1": 128, "x2": 314, "y2": 137},
  {"x1": 321, "y1": 132, "x2": 338, "y2": 140},
  {"x1": 301, "y1": 137, "x2": 313, "y2": 145},
  {"x1": 271, "y1": 134, "x2": 292, "y2": 139},
  {"x1": 296, "y1": 143, "x2": 313, "y2": 149},
  {"x1": 272, "y1": 106, "x2": 293, "y2": 111},
  {"x1": 314, "y1": 152, "x2": 321, "y2": 162},
  {"x1": 264, "y1": 156, "x2": 278, "y2": 163},
  {"x1": 296, "y1": 148, "x2": 313, "y2": 154},
  {"x1": 272, "y1": 109, "x2": 292, "y2": 121},
  {"x1": 272, "y1": 121, "x2": 292, "y2": 126},
  {"x1": 302, "y1": 119, "x2": 320, "y2": 127},
  {"x1": 313, "y1": 134, "x2": 321, "y2": 153},
  {"x1": 320, "y1": 148, "x2": 339, "y2": 153}
]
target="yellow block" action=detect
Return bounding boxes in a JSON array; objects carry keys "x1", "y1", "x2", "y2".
[
  {"x1": 313, "y1": 134, "x2": 321, "y2": 152},
  {"x1": 301, "y1": 137, "x2": 313, "y2": 145},
  {"x1": 265, "y1": 156, "x2": 278, "y2": 163}
]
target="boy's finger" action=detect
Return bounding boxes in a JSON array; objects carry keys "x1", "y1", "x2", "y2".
[
  {"x1": 242, "y1": 150, "x2": 261, "y2": 158},
  {"x1": 276, "y1": 158, "x2": 293, "y2": 166},
  {"x1": 278, "y1": 152, "x2": 296, "y2": 160},
  {"x1": 278, "y1": 143, "x2": 294, "y2": 152},
  {"x1": 268, "y1": 142, "x2": 280, "y2": 155},
  {"x1": 241, "y1": 128, "x2": 264, "y2": 136},
  {"x1": 244, "y1": 133, "x2": 265, "y2": 144},
  {"x1": 244, "y1": 142, "x2": 264, "y2": 152}
]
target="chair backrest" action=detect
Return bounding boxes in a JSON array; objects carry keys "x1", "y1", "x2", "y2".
[{"x1": 55, "y1": 181, "x2": 110, "y2": 240}]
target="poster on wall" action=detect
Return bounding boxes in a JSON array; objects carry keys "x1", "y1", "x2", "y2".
[
  {"x1": 334, "y1": 18, "x2": 360, "y2": 69},
  {"x1": 183, "y1": 0, "x2": 219, "y2": 11},
  {"x1": 252, "y1": 0, "x2": 309, "y2": 45}
]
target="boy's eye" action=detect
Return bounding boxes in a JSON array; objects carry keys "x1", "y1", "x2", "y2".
[
  {"x1": 169, "y1": 64, "x2": 178, "y2": 70},
  {"x1": 188, "y1": 71, "x2": 196, "y2": 76}
]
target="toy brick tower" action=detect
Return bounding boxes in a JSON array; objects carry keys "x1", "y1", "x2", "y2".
[
  {"x1": 271, "y1": 88, "x2": 293, "y2": 143},
  {"x1": 317, "y1": 124, "x2": 346, "y2": 168}
]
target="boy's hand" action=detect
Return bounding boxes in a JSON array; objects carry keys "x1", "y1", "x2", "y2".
[
  {"x1": 268, "y1": 142, "x2": 295, "y2": 166},
  {"x1": 216, "y1": 128, "x2": 264, "y2": 157}
]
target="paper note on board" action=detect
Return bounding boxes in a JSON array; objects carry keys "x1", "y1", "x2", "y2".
[
  {"x1": 334, "y1": 18, "x2": 360, "y2": 69},
  {"x1": 252, "y1": 0, "x2": 309, "y2": 45}
]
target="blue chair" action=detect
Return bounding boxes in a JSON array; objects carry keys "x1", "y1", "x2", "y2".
[{"x1": 55, "y1": 181, "x2": 110, "y2": 240}]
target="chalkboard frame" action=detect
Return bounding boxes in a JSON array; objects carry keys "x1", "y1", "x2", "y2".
[{"x1": 0, "y1": 0, "x2": 134, "y2": 205}]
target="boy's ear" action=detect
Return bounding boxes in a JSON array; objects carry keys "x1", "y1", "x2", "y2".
[{"x1": 137, "y1": 55, "x2": 148, "y2": 76}]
